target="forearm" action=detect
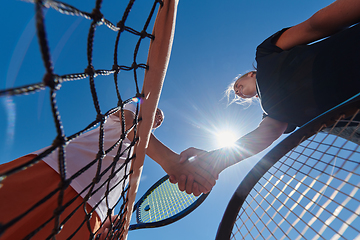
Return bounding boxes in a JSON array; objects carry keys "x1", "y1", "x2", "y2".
[
  {"x1": 209, "y1": 118, "x2": 287, "y2": 171},
  {"x1": 118, "y1": 108, "x2": 176, "y2": 171},
  {"x1": 146, "y1": 134, "x2": 178, "y2": 171},
  {"x1": 276, "y1": 0, "x2": 360, "y2": 50},
  {"x1": 148, "y1": 134, "x2": 216, "y2": 193},
  {"x1": 212, "y1": 128, "x2": 278, "y2": 169}
]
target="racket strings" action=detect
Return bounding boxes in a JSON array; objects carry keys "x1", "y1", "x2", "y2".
[
  {"x1": 271, "y1": 153, "x2": 360, "y2": 208},
  {"x1": 137, "y1": 180, "x2": 198, "y2": 223},
  {"x1": 259, "y1": 169, "x2": 347, "y2": 237},
  {"x1": 239, "y1": 180, "x2": 317, "y2": 240},
  {"x1": 289, "y1": 145, "x2": 360, "y2": 177},
  {"x1": 231, "y1": 118, "x2": 360, "y2": 239},
  {"x1": 242, "y1": 195, "x2": 291, "y2": 240}
]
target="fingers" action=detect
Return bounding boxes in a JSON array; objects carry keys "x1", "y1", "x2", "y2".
[
  {"x1": 173, "y1": 147, "x2": 219, "y2": 195},
  {"x1": 169, "y1": 175, "x2": 177, "y2": 184},
  {"x1": 185, "y1": 174, "x2": 194, "y2": 194},
  {"x1": 192, "y1": 182, "x2": 201, "y2": 197},
  {"x1": 191, "y1": 166, "x2": 216, "y2": 193},
  {"x1": 196, "y1": 157, "x2": 219, "y2": 180},
  {"x1": 175, "y1": 174, "x2": 213, "y2": 195},
  {"x1": 197, "y1": 184, "x2": 208, "y2": 194},
  {"x1": 176, "y1": 174, "x2": 210, "y2": 196},
  {"x1": 177, "y1": 175, "x2": 187, "y2": 192},
  {"x1": 179, "y1": 147, "x2": 202, "y2": 163},
  {"x1": 179, "y1": 164, "x2": 216, "y2": 194},
  {"x1": 179, "y1": 150, "x2": 191, "y2": 163}
]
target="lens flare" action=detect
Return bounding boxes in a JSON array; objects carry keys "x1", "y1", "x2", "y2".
[
  {"x1": 2, "y1": 96, "x2": 16, "y2": 152},
  {"x1": 131, "y1": 97, "x2": 142, "y2": 104},
  {"x1": 216, "y1": 130, "x2": 237, "y2": 148}
]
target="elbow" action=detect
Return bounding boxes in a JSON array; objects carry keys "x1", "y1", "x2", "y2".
[
  {"x1": 271, "y1": 122, "x2": 287, "y2": 141},
  {"x1": 259, "y1": 118, "x2": 287, "y2": 145},
  {"x1": 272, "y1": 122, "x2": 287, "y2": 139}
]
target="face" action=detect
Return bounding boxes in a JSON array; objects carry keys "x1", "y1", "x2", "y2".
[
  {"x1": 152, "y1": 108, "x2": 164, "y2": 129},
  {"x1": 233, "y1": 73, "x2": 257, "y2": 99}
]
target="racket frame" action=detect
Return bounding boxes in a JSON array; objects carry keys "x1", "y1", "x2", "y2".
[
  {"x1": 216, "y1": 94, "x2": 360, "y2": 239},
  {"x1": 129, "y1": 175, "x2": 209, "y2": 230}
]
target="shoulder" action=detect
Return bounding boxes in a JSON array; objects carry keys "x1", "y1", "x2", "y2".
[
  {"x1": 124, "y1": 103, "x2": 136, "y2": 114},
  {"x1": 109, "y1": 103, "x2": 136, "y2": 123},
  {"x1": 256, "y1": 28, "x2": 290, "y2": 58}
]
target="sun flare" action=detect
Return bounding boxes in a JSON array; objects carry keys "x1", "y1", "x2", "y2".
[{"x1": 216, "y1": 130, "x2": 237, "y2": 148}]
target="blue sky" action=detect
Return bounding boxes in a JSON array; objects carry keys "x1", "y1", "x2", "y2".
[{"x1": 1, "y1": 0, "x2": 333, "y2": 239}]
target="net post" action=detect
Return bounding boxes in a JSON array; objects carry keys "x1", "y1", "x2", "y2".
[{"x1": 122, "y1": 0, "x2": 178, "y2": 238}]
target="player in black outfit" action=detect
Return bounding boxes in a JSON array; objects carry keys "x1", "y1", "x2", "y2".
[{"x1": 170, "y1": 0, "x2": 360, "y2": 196}]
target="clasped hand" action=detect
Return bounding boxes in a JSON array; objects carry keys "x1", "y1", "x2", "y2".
[{"x1": 168, "y1": 147, "x2": 224, "y2": 196}]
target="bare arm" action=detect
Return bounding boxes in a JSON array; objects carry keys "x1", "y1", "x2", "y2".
[
  {"x1": 276, "y1": 0, "x2": 360, "y2": 50},
  {"x1": 121, "y1": 109, "x2": 215, "y2": 195},
  {"x1": 146, "y1": 133, "x2": 216, "y2": 195},
  {"x1": 218, "y1": 117, "x2": 287, "y2": 170},
  {"x1": 179, "y1": 117, "x2": 288, "y2": 179}
]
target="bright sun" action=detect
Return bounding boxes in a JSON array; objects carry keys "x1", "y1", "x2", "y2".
[{"x1": 216, "y1": 130, "x2": 237, "y2": 148}]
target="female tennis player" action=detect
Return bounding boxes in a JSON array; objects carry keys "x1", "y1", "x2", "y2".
[
  {"x1": 0, "y1": 104, "x2": 215, "y2": 239},
  {"x1": 174, "y1": 0, "x2": 360, "y2": 195}
]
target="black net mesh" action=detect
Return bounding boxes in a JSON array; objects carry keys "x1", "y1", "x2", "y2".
[{"x1": 0, "y1": 0, "x2": 164, "y2": 239}]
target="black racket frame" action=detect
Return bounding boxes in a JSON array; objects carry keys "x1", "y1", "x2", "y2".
[{"x1": 216, "y1": 94, "x2": 360, "y2": 240}]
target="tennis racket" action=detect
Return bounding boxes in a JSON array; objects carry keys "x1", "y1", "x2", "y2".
[
  {"x1": 216, "y1": 94, "x2": 360, "y2": 240},
  {"x1": 96, "y1": 175, "x2": 209, "y2": 238},
  {"x1": 129, "y1": 174, "x2": 209, "y2": 230}
]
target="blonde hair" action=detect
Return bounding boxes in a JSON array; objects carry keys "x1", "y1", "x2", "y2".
[{"x1": 225, "y1": 70, "x2": 258, "y2": 106}]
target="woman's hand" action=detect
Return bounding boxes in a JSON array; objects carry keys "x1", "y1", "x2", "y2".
[
  {"x1": 179, "y1": 147, "x2": 225, "y2": 181},
  {"x1": 168, "y1": 147, "x2": 226, "y2": 196},
  {"x1": 146, "y1": 133, "x2": 217, "y2": 196},
  {"x1": 173, "y1": 117, "x2": 287, "y2": 195},
  {"x1": 161, "y1": 149, "x2": 217, "y2": 196}
]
